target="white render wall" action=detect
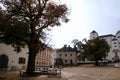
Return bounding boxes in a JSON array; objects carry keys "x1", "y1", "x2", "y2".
[
  {"x1": 57, "y1": 51, "x2": 77, "y2": 65},
  {"x1": 90, "y1": 30, "x2": 120, "y2": 61},
  {"x1": 0, "y1": 43, "x2": 28, "y2": 70}
]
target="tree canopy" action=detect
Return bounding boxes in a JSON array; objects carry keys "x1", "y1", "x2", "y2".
[
  {"x1": 72, "y1": 38, "x2": 110, "y2": 66},
  {"x1": 0, "y1": 0, "x2": 69, "y2": 75}
]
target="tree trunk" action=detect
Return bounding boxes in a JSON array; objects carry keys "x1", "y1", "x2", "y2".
[
  {"x1": 95, "y1": 59, "x2": 99, "y2": 66},
  {"x1": 26, "y1": 23, "x2": 37, "y2": 76},
  {"x1": 26, "y1": 44, "x2": 36, "y2": 76}
]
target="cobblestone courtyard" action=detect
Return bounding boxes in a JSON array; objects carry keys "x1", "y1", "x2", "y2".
[{"x1": 0, "y1": 64, "x2": 120, "y2": 80}]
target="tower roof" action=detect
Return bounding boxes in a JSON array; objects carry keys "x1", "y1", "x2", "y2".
[
  {"x1": 90, "y1": 30, "x2": 97, "y2": 34},
  {"x1": 116, "y1": 30, "x2": 120, "y2": 35},
  {"x1": 99, "y1": 34, "x2": 114, "y2": 38},
  {"x1": 56, "y1": 45, "x2": 77, "y2": 52}
]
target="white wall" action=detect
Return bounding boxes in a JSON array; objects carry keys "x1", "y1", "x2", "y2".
[
  {"x1": 57, "y1": 51, "x2": 77, "y2": 65},
  {"x1": 90, "y1": 30, "x2": 120, "y2": 61},
  {"x1": 0, "y1": 43, "x2": 28, "y2": 70}
]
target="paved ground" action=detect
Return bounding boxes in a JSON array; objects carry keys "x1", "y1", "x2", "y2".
[
  {"x1": 0, "y1": 64, "x2": 120, "y2": 80},
  {"x1": 0, "y1": 70, "x2": 68, "y2": 80},
  {"x1": 62, "y1": 64, "x2": 120, "y2": 80}
]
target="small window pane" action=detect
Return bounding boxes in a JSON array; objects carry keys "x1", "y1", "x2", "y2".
[{"x1": 19, "y1": 57, "x2": 25, "y2": 64}]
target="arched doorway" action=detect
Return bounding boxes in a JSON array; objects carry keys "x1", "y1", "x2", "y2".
[{"x1": 0, "y1": 54, "x2": 9, "y2": 69}]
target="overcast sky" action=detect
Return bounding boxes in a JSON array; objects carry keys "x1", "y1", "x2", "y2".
[
  {"x1": 49, "y1": 0, "x2": 120, "y2": 48},
  {"x1": 1, "y1": 0, "x2": 119, "y2": 48}
]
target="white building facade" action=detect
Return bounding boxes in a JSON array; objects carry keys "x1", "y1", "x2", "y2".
[
  {"x1": 56, "y1": 45, "x2": 77, "y2": 66},
  {"x1": 0, "y1": 43, "x2": 54, "y2": 70},
  {"x1": 0, "y1": 43, "x2": 28, "y2": 70},
  {"x1": 90, "y1": 30, "x2": 120, "y2": 62}
]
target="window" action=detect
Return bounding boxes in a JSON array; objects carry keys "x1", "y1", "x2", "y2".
[
  {"x1": 19, "y1": 57, "x2": 25, "y2": 64},
  {"x1": 114, "y1": 42, "x2": 116, "y2": 44},
  {"x1": 117, "y1": 36, "x2": 120, "y2": 38},
  {"x1": 36, "y1": 61, "x2": 38, "y2": 64},
  {"x1": 70, "y1": 59, "x2": 73, "y2": 64},
  {"x1": 59, "y1": 54, "x2": 61, "y2": 57},
  {"x1": 65, "y1": 60, "x2": 67, "y2": 63},
  {"x1": 65, "y1": 54, "x2": 67, "y2": 56},
  {"x1": 114, "y1": 45, "x2": 117, "y2": 47},
  {"x1": 39, "y1": 62, "x2": 41, "y2": 65}
]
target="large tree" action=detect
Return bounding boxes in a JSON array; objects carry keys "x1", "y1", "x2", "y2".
[
  {"x1": 0, "y1": 0, "x2": 69, "y2": 75},
  {"x1": 83, "y1": 38, "x2": 110, "y2": 65},
  {"x1": 72, "y1": 38, "x2": 88, "y2": 61},
  {"x1": 72, "y1": 38, "x2": 110, "y2": 65}
]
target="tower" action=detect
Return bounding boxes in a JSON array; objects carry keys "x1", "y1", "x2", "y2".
[
  {"x1": 116, "y1": 30, "x2": 120, "y2": 45},
  {"x1": 90, "y1": 30, "x2": 98, "y2": 40}
]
